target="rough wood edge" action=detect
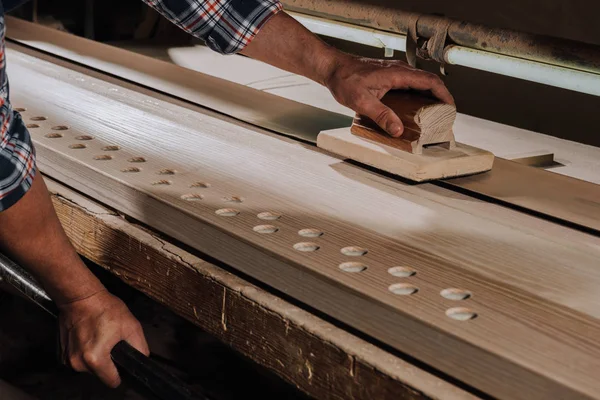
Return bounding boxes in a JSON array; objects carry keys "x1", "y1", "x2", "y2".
[{"x1": 44, "y1": 177, "x2": 478, "y2": 400}]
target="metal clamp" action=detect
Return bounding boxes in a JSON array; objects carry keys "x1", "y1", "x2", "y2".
[{"x1": 406, "y1": 14, "x2": 452, "y2": 74}]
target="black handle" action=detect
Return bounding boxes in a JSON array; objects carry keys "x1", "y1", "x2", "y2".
[{"x1": 0, "y1": 252, "x2": 210, "y2": 400}]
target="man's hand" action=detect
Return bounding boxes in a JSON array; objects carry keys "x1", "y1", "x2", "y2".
[
  {"x1": 323, "y1": 56, "x2": 454, "y2": 137},
  {"x1": 59, "y1": 289, "x2": 149, "y2": 388},
  {"x1": 0, "y1": 174, "x2": 149, "y2": 388},
  {"x1": 242, "y1": 11, "x2": 454, "y2": 137}
]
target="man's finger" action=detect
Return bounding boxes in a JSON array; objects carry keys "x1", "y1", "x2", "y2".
[
  {"x1": 358, "y1": 96, "x2": 404, "y2": 137},
  {"x1": 83, "y1": 349, "x2": 121, "y2": 388},
  {"x1": 66, "y1": 331, "x2": 91, "y2": 373},
  {"x1": 389, "y1": 69, "x2": 455, "y2": 105},
  {"x1": 126, "y1": 327, "x2": 150, "y2": 357}
]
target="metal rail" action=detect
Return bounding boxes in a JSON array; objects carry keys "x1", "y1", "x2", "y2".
[
  {"x1": 281, "y1": 0, "x2": 600, "y2": 75},
  {"x1": 289, "y1": 12, "x2": 600, "y2": 97}
]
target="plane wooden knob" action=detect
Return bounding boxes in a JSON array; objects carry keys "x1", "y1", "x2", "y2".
[{"x1": 351, "y1": 90, "x2": 457, "y2": 155}]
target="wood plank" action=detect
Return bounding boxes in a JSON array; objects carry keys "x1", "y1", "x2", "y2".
[
  {"x1": 317, "y1": 128, "x2": 494, "y2": 182},
  {"x1": 4, "y1": 16, "x2": 351, "y2": 144},
  {"x1": 45, "y1": 178, "x2": 475, "y2": 400},
  {"x1": 444, "y1": 157, "x2": 600, "y2": 232},
  {"x1": 7, "y1": 18, "x2": 600, "y2": 232},
  {"x1": 9, "y1": 47, "x2": 600, "y2": 400}
]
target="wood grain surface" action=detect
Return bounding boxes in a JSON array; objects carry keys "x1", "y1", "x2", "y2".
[
  {"x1": 46, "y1": 178, "x2": 475, "y2": 400},
  {"x1": 4, "y1": 17, "x2": 351, "y2": 143},
  {"x1": 445, "y1": 157, "x2": 600, "y2": 232},
  {"x1": 7, "y1": 19, "x2": 600, "y2": 232},
  {"x1": 9, "y1": 47, "x2": 600, "y2": 400}
]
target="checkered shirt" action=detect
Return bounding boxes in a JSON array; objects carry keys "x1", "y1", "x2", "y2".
[
  {"x1": 142, "y1": 0, "x2": 282, "y2": 54},
  {"x1": 0, "y1": 15, "x2": 35, "y2": 211},
  {"x1": 0, "y1": 0, "x2": 282, "y2": 211}
]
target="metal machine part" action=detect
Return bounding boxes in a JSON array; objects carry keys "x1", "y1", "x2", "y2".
[{"x1": 281, "y1": 0, "x2": 600, "y2": 74}]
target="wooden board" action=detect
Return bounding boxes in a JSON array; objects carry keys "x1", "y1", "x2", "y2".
[
  {"x1": 317, "y1": 128, "x2": 494, "y2": 182},
  {"x1": 444, "y1": 157, "x2": 600, "y2": 231},
  {"x1": 46, "y1": 178, "x2": 475, "y2": 400},
  {"x1": 8, "y1": 18, "x2": 600, "y2": 232},
  {"x1": 3, "y1": 17, "x2": 351, "y2": 144},
  {"x1": 9, "y1": 46, "x2": 600, "y2": 400}
]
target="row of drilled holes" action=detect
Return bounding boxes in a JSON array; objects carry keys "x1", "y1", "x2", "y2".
[
  {"x1": 243, "y1": 211, "x2": 476, "y2": 321},
  {"x1": 23, "y1": 112, "x2": 477, "y2": 321},
  {"x1": 30, "y1": 120, "x2": 216, "y2": 188},
  {"x1": 33, "y1": 119, "x2": 244, "y2": 200}
]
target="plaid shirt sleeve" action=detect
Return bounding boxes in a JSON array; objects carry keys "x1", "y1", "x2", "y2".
[
  {"x1": 142, "y1": 0, "x2": 283, "y2": 54},
  {"x1": 0, "y1": 16, "x2": 36, "y2": 212}
]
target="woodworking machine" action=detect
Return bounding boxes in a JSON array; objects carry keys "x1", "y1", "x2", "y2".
[{"x1": 3, "y1": 3, "x2": 600, "y2": 400}]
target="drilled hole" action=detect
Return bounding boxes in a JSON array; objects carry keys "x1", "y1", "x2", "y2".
[
  {"x1": 298, "y1": 228, "x2": 323, "y2": 238},
  {"x1": 224, "y1": 196, "x2": 244, "y2": 203},
  {"x1": 45, "y1": 133, "x2": 63, "y2": 139},
  {"x1": 102, "y1": 145, "x2": 120, "y2": 151},
  {"x1": 129, "y1": 157, "x2": 146, "y2": 163},
  {"x1": 121, "y1": 167, "x2": 141, "y2": 173},
  {"x1": 51, "y1": 125, "x2": 69, "y2": 131},
  {"x1": 152, "y1": 180, "x2": 172, "y2": 186},
  {"x1": 388, "y1": 266, "x2": 416, "y2": 278},
  {"x1": 253, "y1": 225, "x2": 279, "y2": 234},
  {"x1": 293, "y1": 242, "x2": 319, "y2": 252},
  {"x1": 215, "y1": 208, "x2": 240, "y2": 217},
  {"x1": 26, "y1": 124, "x2": 39, "y2": 129},
  {"x1": 14, "y1": 107, "x2": 26, "y2": 112},
  {"x1": 441, "y1": 288, "x2": 472, "y2": 301},
  {"x1": 341, "y1": 246, "x2": 368, "y2": 256},
  {"x1": 30, "y1": 116, "x2": 47, "y2": 121},
  {"x1": 257, "y1": 211, "x2": 281, "y2": 221},
  {"x1": 93, "y1": 155, "x2": 113, "y2": 161},
  {"x1": 69, "y1": 144, "x2": 87, "y2": 149},
  {"x1": 388, "y1": 283, "x2": 419, "y2": 295},
  {"x1": 190, "y1": 182, "x2": 211, "y2": 188},
  {"x1": 158, "y1": 169, "x2": 176, "y2": 175},
  {"x1": 75, "y1": 135, "x2": 94, "y2": 141},
  {"x1": 446, "y1": 307, "x2": 477, "y2": 321},
  {"x1": 339, "y1": 262, "x2": 367, "y2": 273},
  {"x1": 180, "y1": 193, "x2": 204, "y2": 202}
]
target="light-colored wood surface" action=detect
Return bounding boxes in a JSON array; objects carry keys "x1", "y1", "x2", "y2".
[
  {"x1": 46, "y1": 178, "x2": 475, "y2": 400},
  {"x1": 9, "y1": 46, "x2": 600, "y2": 400},
  {"x1": 4, "y1": 16, "x2": 351, "y2": 144},
  {"x1": 8, "y1": 18, "x2": 600, "y2": 231},
  {"x1": 317, "y1": 127, "x2": 494, "y2": 181},
  {"x1": 444, "y1": 157, "x2": 600, "y2": 232},
  {"x1": 351, "y1": 91, "x2": 457, "y2": 154}
]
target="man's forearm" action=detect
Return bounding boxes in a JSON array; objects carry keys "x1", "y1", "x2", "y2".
[
  {"x1": 240, "y1": 10, "x2": 453, "y2": 136},
  {"x1": 0, "y1": 173, "x2": 105, "y2": 305},
  {"x1": 0, "y1": 173, "x2": 148, "y2": 388},
  {"x1": 241, "y1": 12, "x2": 339, "y2": 86}
]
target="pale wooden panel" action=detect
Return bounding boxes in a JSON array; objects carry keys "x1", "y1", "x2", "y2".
[
  {"x1": 4, "y1": 17, "x2": 351, "y2": 143},
  {"x1": 8, "y1": 48, "x2": 600, "y2": 400},
  {"x1": 317, "y1": 128, "x2": 494, "y2": 181}
]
